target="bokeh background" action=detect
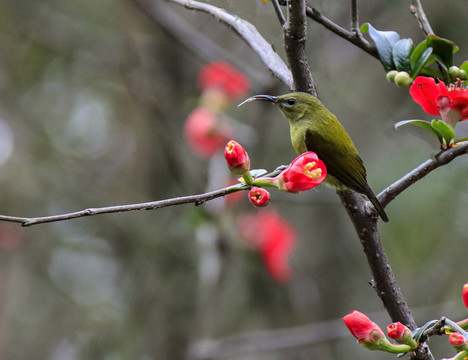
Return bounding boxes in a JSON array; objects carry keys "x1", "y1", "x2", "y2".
[{"x1": 0, "y1": 0, "x2": 467, "y2": 359}]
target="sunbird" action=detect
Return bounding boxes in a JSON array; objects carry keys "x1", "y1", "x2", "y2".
[{"x1": 239, "y1": 92, "x2": 389, "y2": 222}]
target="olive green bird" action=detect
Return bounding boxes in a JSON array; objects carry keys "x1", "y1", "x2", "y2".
[{"x1": 239, "y1": 92, "x2": 388, "y2": 222}]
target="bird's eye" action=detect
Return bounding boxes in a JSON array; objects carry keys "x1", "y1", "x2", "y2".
[{"x1": 287, "y1": 98, "x2": 296, "y2": 105}]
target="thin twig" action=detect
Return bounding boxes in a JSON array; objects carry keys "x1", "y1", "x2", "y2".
[
  {"x1": 410, "y1": 0, "x2": 434, "y2": 36},
  {"x1": 271, "y1": 0, "x2": 286, "y2": 27},
  {"x1": 350, "y1": 0, "x2": 359, "y2": 34},
  {"x1": 0, "y1": 166, "x2": 288, "y2": 227},
  {"x1": 0, "y1": 184, "x2": 248, "y2": 227},
  {"x1": 378, "y1": 142, "x2": 468, "y2": 208},
  {"x1": 166, "y1": 0, "x2": 293, "y2": 88}
]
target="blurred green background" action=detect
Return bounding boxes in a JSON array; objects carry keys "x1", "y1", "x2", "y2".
[{"x1": 0, "y1": 0, "x2": 466, "y2": 359}]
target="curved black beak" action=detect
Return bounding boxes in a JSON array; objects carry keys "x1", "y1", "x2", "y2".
[{"x1": 237, "y1": 95, "x2": 278, "y2": 107}]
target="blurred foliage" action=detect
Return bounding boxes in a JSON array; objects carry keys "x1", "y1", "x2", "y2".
[{"x1": 0, "y1": 0, "x2": 467, "y2": 359}]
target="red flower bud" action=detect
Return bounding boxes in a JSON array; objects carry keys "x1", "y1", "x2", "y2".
[
  {"x1": 275, "y1": 152, "x2": 327, "y2": 193},
  {"x1": 386, "y1": 322, "x2": 417, "y2": 348},
  {"x1": 449, "y1": 332, "x2": 468, "y2": 349},
  {"x1": 463, "y1": 283, "x2": 468, "y2": 309},
  {"x1": 248, "y1": 187, "x2": 270, "y2": 207},
  {"x1": 343, "y1": 311, "x2": 385, "y2": 344},
  {"x1": 224, "y1": 140, "x2": 250, "y2": 175},
  {"x1": 387, "y1": 322, "x2": 411, "y2": 341}
]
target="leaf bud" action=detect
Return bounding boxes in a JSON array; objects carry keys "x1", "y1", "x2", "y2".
[
  {"x1": 386, "y1": 70, "x2": 399, "y2": 83},
  {"x1": 395, "y1": 72, "x2": 413, "y2": 87},
  {"x1": 449, "y1": 66, "x2": 461, "y2": 82}
]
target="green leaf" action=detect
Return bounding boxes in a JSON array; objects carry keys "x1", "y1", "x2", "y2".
[
  {"x1": 418, "y1": 67, "x2": 444, "y2": 79},
  {"x1": 362, "y1": 23, "x2": 400, "y2": 72},
  {"x1": 455, "y1": 137, "x2": 468, "y2": 143},
  {"x1": 427, "y1": 34, "x2": 458, "y2": 68},
  {"x1": 460, "y1": 61, "x2": 468, "y2": 73},
  {"x1": 431, "y1": 120, "x2": 456, "y2": 145},
  {"x1": 249, "y1": 169, "x2": 268, "y2": 178},
  {"x1": 395, "y1": 119, "x2": 443, "y2": 142},
  {"x1": 410, "y1": 47, "x2": 433, "y2": 79},
  {"x1": 393, "y1": 38, "x2": 413, "y2": 72}
]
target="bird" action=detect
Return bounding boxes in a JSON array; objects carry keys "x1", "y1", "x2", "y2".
[{"x1": 239, "y1": 92, "x2": 388, "y2": 222}]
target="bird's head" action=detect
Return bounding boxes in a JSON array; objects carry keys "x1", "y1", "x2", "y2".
[{"x1": 238, "y1": 92, "x2": 323, "y2": 123}]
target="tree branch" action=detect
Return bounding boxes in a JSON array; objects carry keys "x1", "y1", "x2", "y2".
[
  {"x1": 378, "y1": 142, "x2": 468, "y2": 208},
  {"x1": 166, "y1": 0, "x2": 293, "y2": 88},
  {"x1": 0, "y1": 165, "x2": 290, "y2": 227},
  {"x1": 304, "y1": 5, "x2": 378, "y2": 59},
  {"x1": 283, "y1": 0, "x2": 317, "y2": 95}
]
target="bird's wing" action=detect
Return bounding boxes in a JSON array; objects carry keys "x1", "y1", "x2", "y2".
[{"x1": 305, "y1": 129, "x2": 368, "y2": 194}]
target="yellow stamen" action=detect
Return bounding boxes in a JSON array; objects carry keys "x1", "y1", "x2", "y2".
[{"x1": 304, "y1": 162, "x2": 322, "y2": 179}]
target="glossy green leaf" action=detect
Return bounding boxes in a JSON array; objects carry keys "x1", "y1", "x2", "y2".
[
  {"x1": 395, "y1": 119, "x2": 442, "y2": 142},
  {"x1": 392, "y1": 38, "x2": 413, "y2": 72},
  {"x1": 419, "y1": 67, "x2": 444, "y2": 79},
  {"x1": 410, "y1": 47, "x2": 433, "y2": 79},
  {"x1": 362, "y1": 23, "x2": 400, "y2": 72},
  {"x1": 431, "y1": 120, "x2": 456, "y2": 145},
  {"x1": 427, "y1": 34, "x2": 458, "y2": 67}
]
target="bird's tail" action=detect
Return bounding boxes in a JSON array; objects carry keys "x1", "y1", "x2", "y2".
[{"x1": 369, "y1": 197, "x2": 389, "y2": 222}]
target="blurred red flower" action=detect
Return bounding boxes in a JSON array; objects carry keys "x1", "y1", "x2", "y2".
[
  {"x1": 463, "y1": 283, "x2": 468, "y2": 309},
  {"x1": 276, "y1": 152, "x2": 327, "y2": 193},
  {"x1": 238, "y1": 209, "x2": 296, "y2": 283},
  {"x1": 184, "y1": 107, "x2": 233, "y2": 158},
  {"x1": 409, "y1": 76, "x2": 468, "y2": 124},
  {"x1": 198, "y1": 61, "x2": 250, "y2": 101}
]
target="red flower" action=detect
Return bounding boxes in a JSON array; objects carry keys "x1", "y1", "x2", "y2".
[
  {"x1": 276, "y1": 152, "x2": 327, "y2": 193},
  {"x1": 343, "y1": 311, "x2": 385, "y2": 344},
  {"x1": 198, "y1": 61, "x2": 250, "y2": 101},
  {"x1": 224, "y1": 140, "x2": 250, "y2": 174},
  {"x1": 449, "y1": 332, "x2": 468, "y2": 349},
  {"x1": 409, "y1": 76, "x2": 468, "y2": 125},
  {"x1": 184, "y1": 107, "x2": 233, "y2": 158},
  {"x1": 238, "y1": 209, "x2": 296, "y2": 283},
  {"x1": 248, "y1": 187, "x2": 270, "y2": 207},
  {"x1": 463, "y1": 283, "x2": 468, "y2": 309}
]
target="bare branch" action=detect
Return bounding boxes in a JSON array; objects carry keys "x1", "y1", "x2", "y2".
[
  {"x1": 0, "y1": 165, "x2": 289, "y2": 227},
  {"x1": 166, "y1": 0, "x2": 293, "y2": 88},
  {"x1": 410, "y1": 0, "x2": 434, "y2": 36},
  {"x1": 378, "y1": 142, "x2": 468, "y2": 208},
  {"x1": 283, "y1": 0, "x2": 316, "y2": 95},
  {"x1": 0, "y1": 184, "x2": 248, "y2": 227},
  {"x1": 350, "y1": 0, "x2": 359, "y2": 34},
  {"x1": 305, "y1": 5, "x2": 378, "y2": 59}
]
